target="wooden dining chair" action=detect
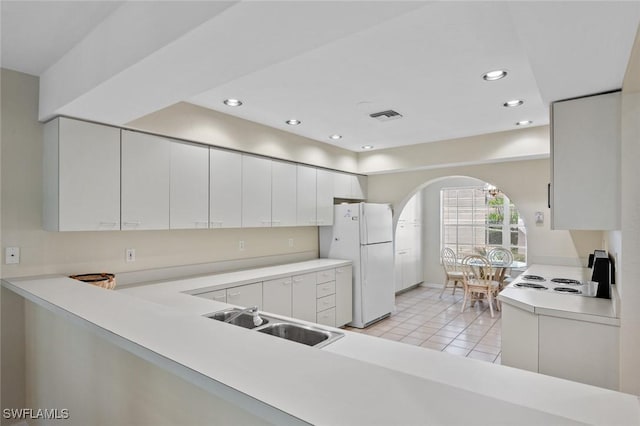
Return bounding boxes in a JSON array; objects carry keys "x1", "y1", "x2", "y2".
[
  {"x1": 440, "y1": 247, "x2": 464, "y2": 297},
  {"x1": 487, "y1": 247, "x2": 514, "y2": 289},
  {"x1": 460, "y1": 255, "x2": 501, "y2": 318}
]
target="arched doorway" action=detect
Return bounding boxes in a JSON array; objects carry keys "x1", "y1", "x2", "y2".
[{"x1": 394, "y1": 175, "x2": 527, "y2": 294}]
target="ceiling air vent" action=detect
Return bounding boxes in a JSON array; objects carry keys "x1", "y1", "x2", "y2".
[{"x1": 369, "y1": 110, "x2": 403, "y2": 122}]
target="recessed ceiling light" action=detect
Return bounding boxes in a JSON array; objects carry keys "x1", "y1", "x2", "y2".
[
  {"x1": 516, "y1": 120, "x2": 533, "y2": 126},
  {"x1": 329, "y1": 134, "x2": 342, "y2": 140},
  {"x1": 223, "y1": 98, "x2": 242, "y2": 107},
  {"x1": 362, "y1": 145, "x2": 374, "y2": 150},
  {"x1": 482, "y1": 70, "x2": 507, "y2": 81},
  {"x1": 503, "y1": 99, "x2": 524, "y2": 107},
  {"x1": 286, "y1": 119, "x2": 301, "y2": 125}
]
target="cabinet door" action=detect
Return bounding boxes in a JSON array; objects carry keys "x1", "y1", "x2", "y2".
[
  {"x1": 49, "y1": 118, "x2": 121, "y2": 231},
  {"x1": 296, "y1": 165, "x2": 316, "y2": 226},
  {"x1": 196, "y1": 289, "x2": 226, "y2": 303},
  {"x1": 263, "y1": 277, "x2": 292, "y2": 317},
  {"x1": 317, "y1": 308, "x2": 336, "y2": 327},
  {"x1": 226, "y1": 282, "x2": 263, "y2": 309},
  {"x1": 210, "y1": 148, "x2": 242, "y2": 228},
  {"x1": 395, "y1": 250, "x2": 408, "y2": 292},
  {"x1": 271, "y1": 161, "x2": 297, "y2": 227},
  {"x1": 351, "y1": 175, "x2": 367, "y2": 200},
  {"x1": 170, "y1": 142, "x2": 209, "y2": 229},
  {"x1": 316, "y1": 169, "x2": 334, "y2": 226},
  {"x1": 121, "y1": 131, "x2": 171, "y2": 230},
  {"x1": 242, "y1": 155, "x2": 272, "y2": 227},
  {"x1": 333, "y1": 172, "x2": 351, "y2": 199},
  {"x1": 335, "y1": 265, "x2": 353, "y2": 327},
  {"x1": 551, "y1": 92, "x2": 620, "y2": 230},
  {"x1": 292, "y1": 273, "x2": 317, "y2": 322}
]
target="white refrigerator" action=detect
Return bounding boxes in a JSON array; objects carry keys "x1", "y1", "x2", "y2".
[{"x1": 319, "y1": 203, "x2": 395, "y2": 328}]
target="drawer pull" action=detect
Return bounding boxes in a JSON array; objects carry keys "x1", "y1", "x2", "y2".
[{"x1": 228, "y1": 292, "x2": 241, "y2": 297}]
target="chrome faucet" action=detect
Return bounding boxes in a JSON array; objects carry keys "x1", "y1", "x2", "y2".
[{"x1": 225, "y1": 306, "x2": 264, "y2": 326}]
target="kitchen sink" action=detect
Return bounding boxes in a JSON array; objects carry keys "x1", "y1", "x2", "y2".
[
  {"x1": 207, "y1": 309, "x2": 270, "y2": 329},
  {"x1": 257, "y1": 322, "x2": 341, "y2": 347},
  {"x1": 207, "y1": 308, "x2": 343, "y2": 348}
]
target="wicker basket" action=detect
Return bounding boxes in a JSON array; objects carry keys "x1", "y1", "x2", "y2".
[{"x1": 69, "y1": 273, "x2": 116, "y2": 290}]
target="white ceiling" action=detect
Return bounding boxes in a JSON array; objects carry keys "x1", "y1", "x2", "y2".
[{"x1": 2, "y1": 1, "x2": 639, "y2": 152}]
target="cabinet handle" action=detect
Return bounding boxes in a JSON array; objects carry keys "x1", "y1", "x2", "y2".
[
  {"x1": 122, "y1": 221, "x2": 141, "y2": 227},
  {"x1": 213, "y1": 295, "x2": 226, "y2": 300},
  {"x1": 272, "y1": 220, "x2": 281, "y2": 225},
  {"x1": 336, "y1": 269, "x2": 343, "y2": 274},
  {"x1": 209, "y1": 221, "x2": 223, "y2": 227},
  {"x1": 228, "y1": 292, "x2": 241, "y2": 297},
  {"x1": 293, "y1": 278, "x2": 303, "y2": 283},
  {"x1": 282, "y1": 281, "x2": 290, "y2": 286},
  {"x1": 195, "y1": 221, "x2": 209, "y2": 228},
  {"x1": 547, "y1": 183, "x2": 551, "y2": 209},
  {"x1": 99, "y1": 221, "x2": 118, "y2": 226}
]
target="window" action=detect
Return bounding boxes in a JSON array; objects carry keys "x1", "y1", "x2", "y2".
[{"x1": 441, "y1": 186, "x2": 526, "y2": 262}]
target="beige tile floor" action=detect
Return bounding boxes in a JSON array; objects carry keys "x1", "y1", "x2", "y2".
[{"x1": 346, "y1": 284, "x2": 502, "y2": 364}]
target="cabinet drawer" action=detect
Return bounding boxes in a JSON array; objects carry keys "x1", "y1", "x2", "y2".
[
  {"x1": 316, "y1": 269, "x2": 335, "y2": 284},
  {"x1": 196, "y1": 289, "x2": 226, "y2": 302},
  {"x1": 317, "y1": 294, "x2": 336, "y2": 312},
  {"x1": 317, "y1": 307, "x2": 336, "y2": 327},
  {"x1": 226, "y1": 282, "x2": 263, "y2": 309},
  {"x1": 316, "y1": 281, "x2": 336, "y2": 298}
]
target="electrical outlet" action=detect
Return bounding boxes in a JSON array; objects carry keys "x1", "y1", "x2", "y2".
[
  {"x1": 125, "y1": 248, "x2": 136, "y2": 262},
  {"x1": 5, "y1": 247, "x2": 20, "y2": 264},
  {"x1": 239, "y1": 240, "x2": 245, "y2": 251},
  {"x1": 288, "y1": 238, "x2": 294, "y2": 248}
]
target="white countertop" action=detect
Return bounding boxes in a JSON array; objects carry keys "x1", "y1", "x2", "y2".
[
  {"x1": 4, "y1": 260, "x2": 639, "y2": 425},
  {"x1": 498, "y1": 264, "x2": 619, "y2": 326}
]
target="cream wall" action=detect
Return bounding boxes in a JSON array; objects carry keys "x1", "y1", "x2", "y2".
[
  {"x1": 369, "y1": 158, "x2": 603, "y2": 270},
  {"x1": 127, "y1": 102, "x2": 359, "y2": 173},
  {"x1": 616, "y1": 23, "x2": 640, "y2": 396},
  {"x1": 0, "y1": 69, "x2": 345, "y2": 280},
  {"x1": 358, "y1": 124, "x2": 549, "y2": 174}
]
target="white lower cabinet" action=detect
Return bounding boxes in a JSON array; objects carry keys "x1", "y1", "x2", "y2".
[
  {"x1": 317, "y1": 308, "x2": 336, "y2": 327},
  {"x1": 263, "y1": 277, "x2": 292, "y2": 317},
  {"x1": 196, "y1": 289, "x2": 227, "y2": 303},
  {"x1": 501, "y1": 303, "x2": 620, "y2": 390},
  {"x1": 335, "y1": 265, "x2": 353, "y2": 327},
  {"x1": 292, "y1": 273, "x2": 317, "y2": 323},
  {"x1": 538, "y1": 315, "x2": 619, "y2": 390},
  {"x1": 194, "y1": 265, "x2": 352, "y2": 328},
  {"x1": 500, "y1": 304, "x2": 539, "y2": 372},
  {"x1": 226, "y1": 282, "x2": 263, "y2": 309}
]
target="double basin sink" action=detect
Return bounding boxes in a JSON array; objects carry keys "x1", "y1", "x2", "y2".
[{"x1": 208, "y1": 309, "x2": 344, "y2": 348}]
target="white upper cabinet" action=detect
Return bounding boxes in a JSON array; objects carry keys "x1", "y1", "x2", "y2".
[
  {"x1": 333, "y1": 171, "x2": 367, "y2": 200},
  {"x1": 296, "y1": 165, "x2": 317, "y2": 226},
  {"x1": 210, "y1": 148, "x2": 242, "y2": 228},
  {"x1": 43, "y1": 117, "x2": 121, "y2": 231},
  {"x1": 551, "y1": 91, "x2": 621, "y2": 230},
  {"x1": 316, "y1": 169, "x2": 334, "y2": 226},
  {"x1": 121, "y1": 130, "x2": 171, "y2": 230},
  {"x1": 170, "y1": 141, "x2": 209, "y2": 229},
  {"x1": 271, "y1": 161, "x2": 297, "y2": 227},
  {"x1": 242, "y1": 155, "x2": 272, "y2": 227}
]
